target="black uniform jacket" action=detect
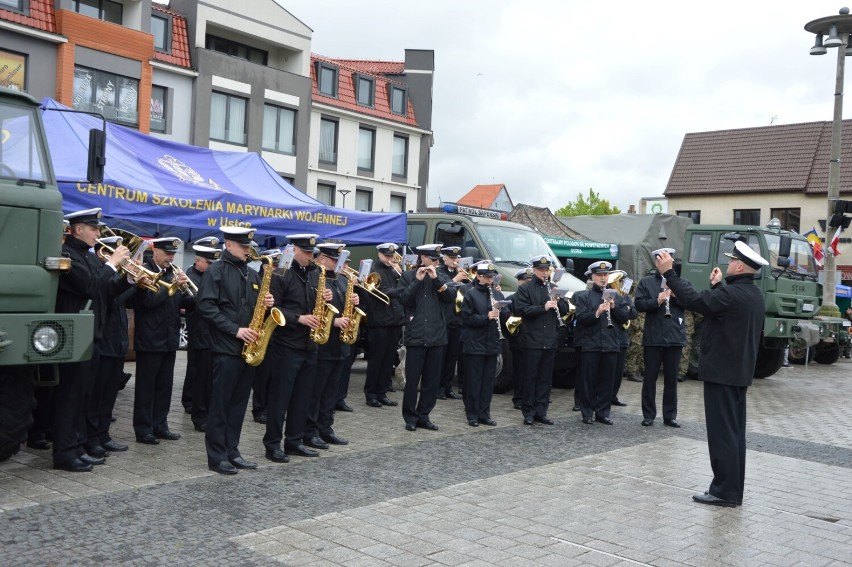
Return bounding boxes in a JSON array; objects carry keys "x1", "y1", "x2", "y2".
[
  {"x1": 635, "y1": 274, "x2": 686, "y2": 347},
  {"x1": 437, "y1": 263, "x2": 465, "y2": 329},
  {"x1": 127, "y1": 259, "x2": 194, "y2": 352},
  {"x1": 99, "y1": 281, "x2": 133, "y2": 358},
  {"x1": 397, "y1": 267, "x2": 454, "y2": 347},
  {"x1": 461, "y1": 282, "x2": 507, "y2": 356},
  {"x1": 616, "y1": 293, "x2": 638, "y2": 348},
  {"x1": 186, "y1": 264, "x2": 212, "y2": 350},
  {"x1": 513, "y1": 275, "x2": 569, "y2": 350},
  {"x1": 270, "y1": 260, "x2": 319, "y2": 352},
  {"x1": 318, "y1": 271, "x2": 348, "y2": 361},
  {"x1": 663, "y1": 270, "x2": 764, "y2": 388},
  {"x1": 366, "y1": 260, "x2": 405, "y2": 328},
  {"x1": 196, "y1": 250, "x2": 261, "y2": 356},
  {"x1": 574, "y1": 284, "x2": 629, "y2": 352}
]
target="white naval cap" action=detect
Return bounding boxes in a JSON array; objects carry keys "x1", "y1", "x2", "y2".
[{"x1": 725, "y1": 240, "x2": 769, "y2": 270}]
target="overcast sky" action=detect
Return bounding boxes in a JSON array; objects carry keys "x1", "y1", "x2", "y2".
[{"x1": 281, "y1": 1, "x2": 848, "y2": 212}]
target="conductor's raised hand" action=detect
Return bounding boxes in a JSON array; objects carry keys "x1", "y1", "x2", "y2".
[{"x1": 654, "y1": 250, "x2": 674, "y2": 273}]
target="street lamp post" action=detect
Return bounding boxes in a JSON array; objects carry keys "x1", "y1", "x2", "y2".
[
  {"x1": 338, "y1": 189, "x2": 351, "y2": 209},
  {"x1": 805, "y1": 7, "x2": 852, "y2": 317}
]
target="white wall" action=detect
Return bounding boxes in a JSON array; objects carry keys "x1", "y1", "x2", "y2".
[{"x1": 150, "y1": 68, "x2": 194, "y2": 143}]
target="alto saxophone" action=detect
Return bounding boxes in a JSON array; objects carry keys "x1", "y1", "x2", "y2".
[
  {"x1": 309, "y1": 263, "x2": 339, "y2": 345},
  {"x1": 242, "y1": 256, "x2": 286, "y2": 366},
  {"x1": 340, "y1": 270, "x2": 366, "y2": 345}
]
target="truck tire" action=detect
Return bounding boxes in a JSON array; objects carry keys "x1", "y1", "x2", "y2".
[
  {"x1": 493, "y1": 341, "x2": 513, "y2": 394},
  {"x1": 788, "y1": 345, "x2": 814, "y2": 365},
  {"x1": 814, "y1": 342, "x2": 841, "y2": 365},
  {"x1": 0, "y1": 368, "x2": 35, "y2": 462},
  {"x1": 753, "y1": 347, "x2": 784, "y2": 379}
]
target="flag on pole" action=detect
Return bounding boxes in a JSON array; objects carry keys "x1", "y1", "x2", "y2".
[
  {"x1": 830, "y1": 226, "x2": 842, "y2": 256},
  {"x1": 804, "y1": 227, "x2": 825, "y2": 265}
]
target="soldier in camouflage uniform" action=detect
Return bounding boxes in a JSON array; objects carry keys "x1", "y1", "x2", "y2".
[
  {"x1": 679, "y1": 312, "x2": 703, "y2": 380},
  {"x1": 625, "y1": 310, "x2": 645, "y2": 381}
]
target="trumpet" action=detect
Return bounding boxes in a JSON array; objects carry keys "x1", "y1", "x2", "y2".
[
  {"x1": 341, "y1": 265, "x2": 390, "y2": 305},
  {"x1": 166, "y1": 262, "x2": 198, "y2": 297}
]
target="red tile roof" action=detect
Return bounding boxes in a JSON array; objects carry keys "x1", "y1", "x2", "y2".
[
  {"x1": 334, "y1": 59, "x2": 405, "y2": 76},
  {"x1": 665, "y1": 120, "x2": 852, "y2": 197},
  {"x1": 311, "y1": 54, "x2": 417, "y2": 127},
  {"x1": 0, "y1": 0, "x2": 56, "y2": 34},
  {"x1": 152, "y1": 4, "x2": 192, "y2": 68},
  {"x1": 457, "y1": 184, "x2": 507, "y2": 209}
]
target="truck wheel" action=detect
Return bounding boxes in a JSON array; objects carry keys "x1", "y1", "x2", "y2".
[
  {"x1": 493, "y1": 341, "x2": 513, "y2": 394},
  {"x1": 753, "y1": 347, "x2": 784, "y2": 379},
  {"x1": 788, "y1": 345, "x2": 814, "y2": 365},
  {"x1": 814, "y1": 342, "x2": 841, "y2": 365},
  {"x1": 0, "y1": 368, "x2": 35, "y2": 462}
]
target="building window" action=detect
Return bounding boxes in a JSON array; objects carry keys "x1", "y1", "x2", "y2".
[
  {"x1": 390, "y1": 85, "x2": 407, "y2": 116},
  {"x1": 0, "y1": 0, "x2": 24, "y2": 13},
  {"x1": 770, "y1": 207, "x2": 801, "y2": 233},
  {"x1": 73, "y1": 66, "x2": 138, "y2": 126},
  {"x1": 677, "y1": 210, "x2": 700, "y2": 224},
  {"x1": 150, "y1": 85, "x2": 167, "y2": 133},
  {"x1": 356, "y1": 75, "x2": 374, "y2": 107},
  {"x1": 262, "y1": 105, "x2": 296, "y2": 154},
  {"x1": 389, "y1": 194, "x2": 405, "y2": 213},
  {"x1": 316, "y1": 183, "x2": 335, "y2": 206},
  {"x1": 358, "y1": 127, "x2": 375, "y2": 172},
  {"x1": 392, "y1": 134, "x2": 408, "y2": 178},
  {"x1": 317, "y1": 63, "x2": 338, "y2": 97},
  {"x1": 733, "y1": 209, "x2": 760, "y2": 226},
  {"x1": 355, "y1": 188, "x2": 373, "y2": 212},
  {"x1": 73, "y1": 0, "x2": 122, "y2": 24},
  {"x1": 0, "y1": 49, "x2": 26, "y2": 91},
  {"x1": 210, "y1": 91, "x2": 247, "y2": 145},
  {"x1": 152, "y1": 14, "x2": 170, "y2": 52},
  {"x1": 319, "y1": 117, "x2": 338, "y2": 164},
  {"x1": 206, "y1": 35, "x2": 268, "y2": 65}
]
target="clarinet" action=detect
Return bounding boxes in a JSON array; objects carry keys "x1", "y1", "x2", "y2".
[
  {"x1": 602, "y1": 290, "x2": 614, "y2": 329},
  {"x1": 662, "y1": 278, "x2": 672, "y2": 318},
  {"x1": 547, "y1": 277, "x2": 566, "y2": 327},
  {"x1": 489, "y1": 284, "x2": 504, "y2": 340}
]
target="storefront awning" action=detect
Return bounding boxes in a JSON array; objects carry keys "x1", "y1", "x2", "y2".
[{"x1": 544, "y1": 236, "x2": 619, "y2": 259}]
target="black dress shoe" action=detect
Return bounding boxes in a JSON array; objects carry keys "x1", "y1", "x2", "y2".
[
  {"x1": 136, "y1": 434, "x2": 160, "y2": 445},
  {"x1": 194, "y1": 423, "x2": 207, "y2": 433},
  {"x1": 512, "y1": 401, "x2": 523, "y2": 410},
  {"x1": 641, "y1": 419, "x2": 654, "y2": 426},
  {"x1": 253, "y1": 413, "x2": 267, "y2": 424},
  {"x1": 265, "y1": 448, "x2": 290, "y2": 463},
  {"x1": 627, "y1": 373, "x2": 643, "y2": 382},
  {"x1": 418, "y1": 420, "x2": 439, "y2": 431},
  {"x1": 27, "y1": 439, "x2": 51, "y2": 450},
  {"x1": 155, "y1": 430, "x2": 181, "y2": 441},
  {"x1": 664, "y1": 418, "x2": 681, "y2": 428},
  {"x1": 378, "y1": 396, "x2": 398, "y2": 407},
  {"x1": 534, "y1": 416, "x2": 554, "y2": 425},
  {"x1": 184, "y1": 406, "x2": 192, "y2": 414},
  {"x1": 479, "y1": 418, "x2": 497, "y2": 426},
  {"x1": 79, "y1": 454, "x2": 105, "y2": 465},
  {"x1": 209, "y1": 461, "x2": 238, "y2": 475},
  {"x1": 304, "y1": 436, "x2": 329, "y2": 450},
  {"x1": 229, "y1": 457, "x2": 258, "y2": 469},
  {"x1": 692, "y1": 492, "x2": 736, "y2": 507},
  {"x1": 405, "y1": 423, "x2": 417, "y2": 432},
  {"x1": 444, "y1": 390, "x2": 462, "y2": 400},
  {"x1": 286, "y1": 444, "x2": 319, "y2": 457},
  {"x1": 84, "y1": 444, "x2": 110, "y2": 458},
  {"x1": 611, "y1": 398, "x2": 627, "y2": 407},
  {"x1": 436, "y1": 391, "x2": 447, "y2": 400},
  {"x1": 54, "y1": 458, "x2": 93, "y2": 472},
  {"x1": 468, "y1": 419, "x2": 479, "y2": 427},
  {"x1": 103, "y1": 440, "x2": 129, "y2": 452},
  {"x1": 582, "y1": 417, "x2": 594, "y2": 425},
  {"x1": 595, "y1": 416, "x2": 614, "y2": 425},
  {"x1": 335, "y1": 401, "x2": 354, "y2": 412},
  {"x1": 110, "y1": 415, "x2": 116, "y2": 423},
  {"x1": 572, "y1": 405, "x2": 580, "y2": 412},
  {"x1": 523, "y1": 416, "x2": 535, "y2": 426},
  {"x1": 366, "y1": 399, "x2": 382, "y2": 408},
  {"x1": 321, "y1": 433, "x2": 349, "y2": 445}
]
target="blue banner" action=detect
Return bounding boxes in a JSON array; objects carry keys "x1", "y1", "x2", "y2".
[{"x1": 40, "y1": 98, "x2": 405, "y2": 245}]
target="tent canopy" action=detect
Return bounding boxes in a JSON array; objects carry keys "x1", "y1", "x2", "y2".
[{"x1": 40, "y1": 98, "x2": 404, "y2": 245}]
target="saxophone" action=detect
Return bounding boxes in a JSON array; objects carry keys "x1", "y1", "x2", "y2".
[
  {"x1": 309, "y1": 263, "x2": 339, "y2": 345},
  {"x1": 242, "y1": 256, "x2": 286, "y2": 366},
  {"x1": 340, "y1": 271, "x2": 366, "y2": 345}
]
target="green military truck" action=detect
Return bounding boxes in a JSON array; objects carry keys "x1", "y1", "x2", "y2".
[
  {"x1": 0, "y1": 88, "x2": 97, "y2": 461},
  {"x1": 680, "y1": 220, "x2": 849, "y2": 378}
]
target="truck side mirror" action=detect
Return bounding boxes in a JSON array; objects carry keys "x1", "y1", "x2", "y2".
[
  {"x1": 562, "y1": 258, "x2": 574, "y2": 272},
  {"x1": 87, "y1": 128, "x2": 106, "y2": 184},
  {"x1": 778, "y1": 235, "x2": 791, "y2": 258},
  {"x1": 462, "y1": 246, "x2": 480, "y2": 261}
]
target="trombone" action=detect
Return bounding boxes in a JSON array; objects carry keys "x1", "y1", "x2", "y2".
[
  {"x1": 390, "y1": 251, "x2": 404, "y2": 275},
  {"x1": 96, "y1": 227, "x2": 162, "y2": 293},
  {"x1": 341, "y1": 264, "x2": 390, "y2": 305}
]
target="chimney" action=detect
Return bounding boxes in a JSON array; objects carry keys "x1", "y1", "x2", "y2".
[{"x1": 628, "y1": 204, "x2": 636, "y2": 214}]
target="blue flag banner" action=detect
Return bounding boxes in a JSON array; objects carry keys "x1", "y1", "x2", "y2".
[{"x1": 39, "y1": 98, "x2": 405, "y2": 245}]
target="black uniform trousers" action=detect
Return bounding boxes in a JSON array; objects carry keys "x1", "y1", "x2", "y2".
[
  {"x1": 133, "y1": 350, "x2": 177, "y2": 438},
  {"x1": 364, "y1": 326, "x2": 400, "y2": 402},
  {"x1": 337, "y1": 344, "x2": 357, "y2": 404},
  {"x1": 52, "y1": 359, "x2": 89, "y2": 465},
  {"x1": 440, "y1": 326, "x2": 462, "y2": 393},
  {"x1": 578, "y1": 350, "x2": 617, "y2": 420},
  {"x1": 205, "y1": 354, "x2": 255, "y2": 467},
  {"x1": 463, "y1": 354, "x2": 497, "y2": 422},
  {"x1": 93, "y1": 354, "x2": 125, "y2": 445},
  {"x1": 263, "y1": 343, "x2": 316, "y2": 452},
  {"x1": 510, "y1": 341, "x2": 524, "y2": 407},
  {"x1": 611, "y1": 347, "x2": 627, "y2": 401},
  {"x1": 521, "y1": 348, "x2": 555, "y2": 420},
  {"x1": 82, "y1": 343, "x2": 105, "y2": 451},
  {"x1": 181, "y1": 354, "x2": 195, "y2": 412},
  {"x1": 641, "y1": 346, "x2": 681, "y2": 421},
  {"x1": 251, "y1": 356, "x2": 273, "y2": 418},
  {"x1": 704, "y1": 381, "x2": 748, "y2": 504},
  {"x1": 188, "y1": 348, "x2": 212, "y2": 428},
  {"x1": 402, "y1": 345, "x2": 444, "y2": 426},
  {"x1": 305, "y1": 358, "x2": 343, "y2": 440}
]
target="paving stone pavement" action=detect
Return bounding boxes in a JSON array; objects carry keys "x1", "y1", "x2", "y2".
[{"x1": 1, "y1": 353, "x2": 851, "y2": 565}]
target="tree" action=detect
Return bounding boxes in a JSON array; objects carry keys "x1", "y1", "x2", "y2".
[{"x1": 554, "y1": 188, "x2": 621, "y2": 217}]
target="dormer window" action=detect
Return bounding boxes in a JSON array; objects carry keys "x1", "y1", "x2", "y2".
[
  {"x1": 152, "y1": 14, "x2": 171, "y2": 52},
  {"x1": 317, "y1": 62, "x2": 338, "y2": 98},
  {"x1": 389, "y1": 85, "x2": 407, "y2": 116},
  {"x1": 355, "y1": 74, "x2": 374, "y2": 108},
  {"x1": 0, "y1": 0, "x2": 25, "y2": 13},
  {"x1": 73, "y1": 0, "x2": 122, "y2": 25}
]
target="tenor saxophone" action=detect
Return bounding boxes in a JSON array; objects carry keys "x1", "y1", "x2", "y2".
[
  {"x1": 309, "y1": 263, "x2": 339, "y2": 345},
  {"x1": 340, "y1": 270, "x2": 366, "y2": 345},
  {"x1": 242, "y1": 256, "x2": 286, "y2": 366}
]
